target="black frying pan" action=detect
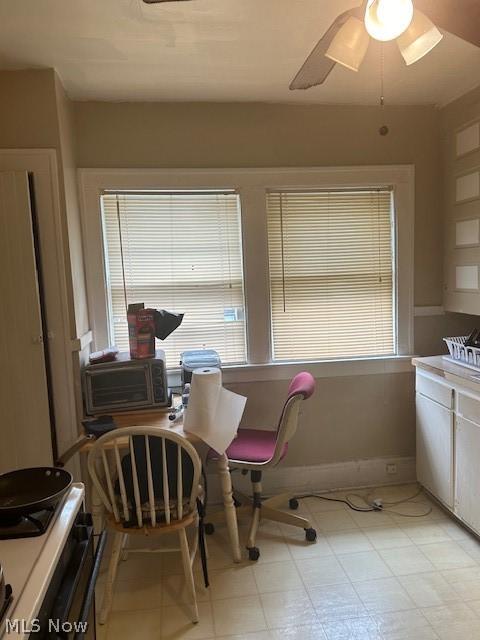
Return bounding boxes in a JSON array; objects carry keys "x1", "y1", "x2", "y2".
[{"x1": 0, "y1": 467, "x2": 72, "y2": 520}]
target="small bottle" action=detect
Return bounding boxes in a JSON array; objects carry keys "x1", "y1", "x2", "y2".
[{"x1": 182, "y1": 383, "x2": 191, "y2": 408}]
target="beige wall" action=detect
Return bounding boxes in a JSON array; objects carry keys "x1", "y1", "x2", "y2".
[
  {"x1": 54, "y1": 77, "x2": 91, "y2": 474},
  {"x1": 0, "y1": 69, "x2": 89, "y2": 343},
  {"x1": 74, "y1": 99, "x2": 479, "y2": 335},
  {"x1": 441, "y1": 85, "x2": 480, "y2": 139},
  {"x1": 0, "y1": 69, "x2": 88, "y2": 473},
  {"x1": 74, "y1": 100, "x2": 466, "y2": 467},
  {"x1": 54, "y1": 76, "x2": 90, "y2": 339},
  {"x1": 228, "y1": 373, "x2": 414, "y2": 467},
  {"x1": 75, "y1": 101, "x2": 443, "y2": 308},
  {"x1": 0, "y1": 69, "x2": 88, "y2": 342},
  {"x1": 2, "y1": 77, "x2": 477, "y2": 470},
  {"x1": 0, "y1": 70, "x2": 59, "y2": 149}
]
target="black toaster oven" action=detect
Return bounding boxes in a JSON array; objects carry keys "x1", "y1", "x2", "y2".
[{"x1": 83, "y1": 350, "x2": 169, "y2": 415}]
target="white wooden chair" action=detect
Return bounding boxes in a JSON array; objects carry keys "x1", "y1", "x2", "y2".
[{"x1": 87, "y1": 426, "x2": 203, "y2": 624}]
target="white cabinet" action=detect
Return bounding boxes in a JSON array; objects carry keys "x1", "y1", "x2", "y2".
[
  {"x1": 455, "y1": 415, "x2": 480, "y2": 531},
  {"x1": 415, "y1": 365, "x2": 480, "y2": 536},
  {"x1": 416, "y1": 392, "x2": 454, "y2": 508}
]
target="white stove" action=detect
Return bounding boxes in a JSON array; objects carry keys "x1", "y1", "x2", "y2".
[{"x1": 0, "y1": 484, "x2": 85, "y2": 639}]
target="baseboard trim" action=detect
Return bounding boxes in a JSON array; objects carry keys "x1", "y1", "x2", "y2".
[{"x1": 207, "y1": 455, "x2": 416, "y2": 504}]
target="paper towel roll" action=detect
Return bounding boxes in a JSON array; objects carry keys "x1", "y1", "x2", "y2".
[
  {"x1": 185, "y1": 367, "x2": 222, "y2": 428},
  {"x1": 183, "y1": 367, "x2": 246, "y2": 454}
]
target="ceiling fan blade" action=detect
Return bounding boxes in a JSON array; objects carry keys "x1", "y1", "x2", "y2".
[
  {"x1": 415, "y1": 0, "x2": 480, "y2": 48},
  {"x1": 290, "y1": 7, "x2": 362, "y2": 90},
  {"x1": 142, "y1": 0, "x2": 193, "y2": 4}
]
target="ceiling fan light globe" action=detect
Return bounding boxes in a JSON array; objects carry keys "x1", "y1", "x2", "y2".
[
  {"x1": 397, "y1": 10, "x2": 443, "y2": 65},
  {"x1": 325, "y1": 16, "x2": 370, "y2": 72},
  {"x1": 365, "y1": 0, "x2": 414, "y2": 42}
]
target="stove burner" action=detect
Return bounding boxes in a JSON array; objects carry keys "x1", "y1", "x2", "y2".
[
  {"x1": 0, "y1": 507, "x2": 55, "y2": 539},
  {"x1": 0, "y1": 515, "x2": 22, "y2": 527},
  {"x1": 0, "y1": 584, "x2": 13, "y2": 623}
]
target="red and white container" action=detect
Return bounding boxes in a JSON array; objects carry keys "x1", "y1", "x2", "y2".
[{"x1": 127, "y1": 304, "x2": 155, "y2": 359}]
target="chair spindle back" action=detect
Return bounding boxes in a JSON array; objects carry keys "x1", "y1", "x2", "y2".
[{"x1": 88, "y1": 426, "x2": 202, "y2": 529}]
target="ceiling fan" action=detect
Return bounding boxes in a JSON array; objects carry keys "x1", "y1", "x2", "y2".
[
  {"x1": 143, "y1": 0, "x2": 480, "y2": 90},
  {"x1": 290, "y1": 0, "x2": 480, "y2": 90}
]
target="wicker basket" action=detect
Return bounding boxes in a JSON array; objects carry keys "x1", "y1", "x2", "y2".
[{"x1": 444, "y1": 336, "x2": 480, "y2": 368}]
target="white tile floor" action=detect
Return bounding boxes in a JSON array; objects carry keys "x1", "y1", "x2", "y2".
[{"x1": 96, "y1": 484, "x2": 480, "y2": 640}]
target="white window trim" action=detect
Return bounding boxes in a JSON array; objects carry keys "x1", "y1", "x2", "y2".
[{"x1": 78, "y1": 165, "x2": 415, "y2": 379}]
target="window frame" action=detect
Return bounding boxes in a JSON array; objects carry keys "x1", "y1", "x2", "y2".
[{"x1": 79, "y1": 165, "x2": 414, "y2": 377}]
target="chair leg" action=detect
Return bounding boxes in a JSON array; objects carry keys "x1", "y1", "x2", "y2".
[
  {"x1": 233, "y1": 490, "x2": 252, "y2": 506},
  {"x1": 217, "y1": 454, "x2": 242, "y2": 563},
  {"x1": 120, "y1": 532, "x2": 129, "y2": 561},
  {"x1": 262, "y1": 492, "x2": 293, "y2": 510},
  {"x1": 99, "y1": 531, "x2": 123, "y2": 624},
  {"x1": 205, "y1": 504, "x2": 252, "y2": 536},
  {"x1": 204, "y1": 492, "x2": 252, "y2": 529},
  {"x1": 261, "y1": 505, "x2": 312, "y2": 529},
  {"x1": 232, "y1": 504, "x2": 253, "y2": 526},
  {"x1": 246, "y1": 471, "x2": 262, "y2": 561},
  {"x1": 246, "y1": 506, "x2": 261, "y2": 559},
  {"x1": 179, "y1": 528, "x2": 199, "y2": 624}
]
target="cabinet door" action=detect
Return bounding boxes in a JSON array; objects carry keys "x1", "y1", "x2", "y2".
[
  {"x1": 455, "y1": 416, "x2": 480, "y2": 532},
  {"x1": 416, "y1": 393, "x2": 454, "y2": 507}
]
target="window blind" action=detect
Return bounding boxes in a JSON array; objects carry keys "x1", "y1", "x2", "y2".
[
  {"x1": 267, "y1": 189, "x2": 395, "y2": 361},
  {"x1": 101, "y1": 191, "x2": 246, "y2": 366}
]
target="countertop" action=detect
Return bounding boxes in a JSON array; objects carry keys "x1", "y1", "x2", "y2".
[{"x1": 412, "y1": 355, "x2": 480, "y2": 391}]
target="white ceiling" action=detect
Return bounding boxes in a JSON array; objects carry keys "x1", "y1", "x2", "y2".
[{"x1": 0, "y1": 0, "x2": 479, "y2": 105}]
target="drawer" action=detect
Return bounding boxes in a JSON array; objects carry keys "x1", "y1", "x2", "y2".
[
  {"x1": 457, "y1": 392, "x2": 480, "y2": 425},
  {"x1": 416, "y1": 371, "x2": 453, "y2": 409}
]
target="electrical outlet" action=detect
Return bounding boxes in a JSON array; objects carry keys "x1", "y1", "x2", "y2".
[{"x1": 386, "y1": 463, "x2": 397, "y2": 475}]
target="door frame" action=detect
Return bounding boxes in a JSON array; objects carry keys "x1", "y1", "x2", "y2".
[{"x1": 0, "y1": 150, "x2": 78, "y2": 468}]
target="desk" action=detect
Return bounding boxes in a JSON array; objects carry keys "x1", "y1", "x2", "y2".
[{"x1": 81, "y1": 409, "x2": 242, "y2": 563}]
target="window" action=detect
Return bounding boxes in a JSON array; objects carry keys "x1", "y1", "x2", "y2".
[
  {"x1": 81, "y1": 166, "x2": 413, "y2": 372},
  {"x1": 267, "y1": 189, "x2": 395, "y2": 361},
  {"x1": 101, "y1": 191, "x2": 246, "y2": 366}
]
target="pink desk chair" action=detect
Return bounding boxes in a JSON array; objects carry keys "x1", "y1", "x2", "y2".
[{"x1": 208, "y1": 371, "x2": 316, "y2": 561}]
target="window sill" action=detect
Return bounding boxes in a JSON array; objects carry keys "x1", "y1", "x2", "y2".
[
  {"x1": 167, "y1": 355, "x2": 415, "y2": 387},
  {"x1": 223, "y1": 355, "x2": 415, "y2": 383}
]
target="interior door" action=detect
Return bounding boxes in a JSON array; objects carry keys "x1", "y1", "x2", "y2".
[
  {"x1": 416, "y1": 392, "x2": 454, "y2": 507},
  {"x1": 0, "y1": 171, "x2": 53, "y2": 472}
]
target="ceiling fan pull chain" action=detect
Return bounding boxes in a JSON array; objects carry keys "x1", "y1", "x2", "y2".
[
  {"x1": 379, "y1": 43, "x2": 389, "y2": 136},
  {"x1": 380, "y1": 42, "x2": 385, "y2": 108}
]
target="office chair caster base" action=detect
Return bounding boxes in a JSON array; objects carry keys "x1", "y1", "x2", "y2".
[
  {"x1": 204, "y1": 523, "x2": 215, "y2": 535},
  {"x1": 289, "y1": 498, "x2": 299, "y2": 510},
  {"x1": 305, "y1": 527, "x2": 317, "y2": 542},
  {"x1": 247, "y1": 546, "x2": 260, "y2": 561}
]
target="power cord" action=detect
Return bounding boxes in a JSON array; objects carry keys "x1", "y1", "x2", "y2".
[
  {"x1": 364, "y1": 486, "x2": 433, "y2": 517},
  {"x1": 292, "y1": 486, "x2": 433, "y2": 518},
  {"x1": 292, "y1": 493, "x2": 375, "y2": 512}
]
